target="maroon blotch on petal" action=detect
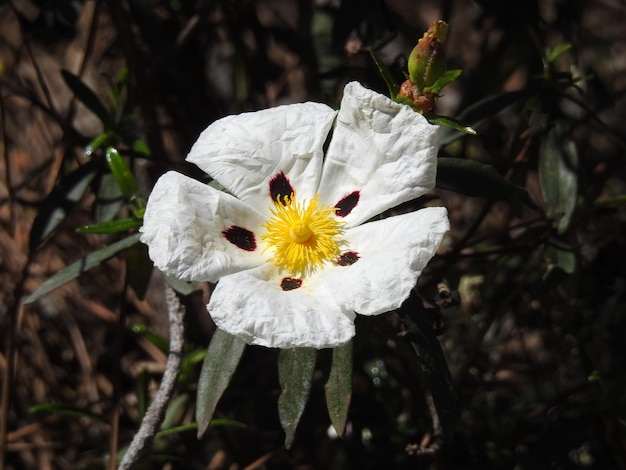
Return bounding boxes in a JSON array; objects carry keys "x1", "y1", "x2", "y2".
[
  {"x1": 337, "y1": 251, "x2": 360, "y2": 266},
  {"x1": 269, "y1": 171, "x2": 294, "y2": 205},
  {"x1": 222, "y1": 226, "x2": 256, "y2": 251},
  {"x1": 281, "y1": 277, "x2": 303, "y2": 291},
  {"x1": 334, "y1": 191, "x2": 360, "y2": 217}
]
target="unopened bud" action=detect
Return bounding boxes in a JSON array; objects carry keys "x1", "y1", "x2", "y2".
[{"x1": 408, "y1": 20, "x2": 449, "y2": 92}]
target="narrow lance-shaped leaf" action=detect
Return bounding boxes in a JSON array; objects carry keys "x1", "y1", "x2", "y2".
[
  {"x1": 77, "y1": 218, "x2": 142, "y2": 234},
  {"x1": 95, "y1": 172, "x2": 124, "y2": 223},
  {"x1": 125, "y1": 241, "x2": 153, "y2": 300},
  {"x1": 324, "y1": 341, "x2": 352, "y2": 436},
  {"x1": 437, "y1": 157, "x2": 538, "y2": 210},
  {"x1": 543, "y1": 236, "x2": 576, "y2": 275},
  {"x1": 84, "y1": 131, "x2": 113, "y2": 157},
  {"x1": 369, "y1": 49, "x2": 400, "y2": 99},
  {"x1": 29, "y1": 159, "x2": 101, "y2": 251},
  {"x1": 131, "y1": 324, "x2": 169, "y2": 354},
  {"x1": 538, "y1": 121, "x2": 579, "y2": 233},
  {"x1": 162, "y1": 274, "x2": 200, "y2": 296},
  {"x1": 196, "y1": 329, "x2": 247, "y2": 438},
  {"x1": 278, "y1": 348, "x2": 316, "y2": 449},
  {"x1": 546, "y1": 43, "x2": 572, "y2": 63},
  {"x1": 61, "y1": 69, "x2": 112, "y2": 128},
  {"x1": 424, "y1": 69, "x2": 462, "y2": 95},
  {"x1": 428, "y1": 115, "x2": 476, "y2": 136},
  {"x1": 23, "y1": 233, "x2": 141, "y2": 304},
  {"x1": 438, "y1": 90, "x2": 528, "y2": 146},
  {"x1": 105, "y1": 147, "x2": 139, "y2": 198},
  {"x1": 29, "y1": 403, "x2": 105, "y2": 423}
]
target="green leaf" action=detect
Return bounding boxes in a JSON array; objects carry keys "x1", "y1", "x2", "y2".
[
  {"x1": 428, "y1": 115, "x2": 476, "y2": 135},
  {"x1": 23, "y1": 233, "x2": 141, "y2": 304},
  {"x1": 61, "y1": 69, "x2": 111, "y2": 128},
  {"x1": 29, "y1": 403, "x2": 105, "y2": 423},
  {"x1": 84, "y1": 132, "x2": 114, "y2": 157},
  {"x1": 126, "y1": 241, "x2": 153, "y2": 299},
  {"x1": 546, "y1": 43, "x2": 572, "y2": 63},
  {"x1": 538, "y1": 121, "x2": 579, "y2": 233},
  {"x1": 135, "y1": 369, "x2": 151, "y2": 419},
  {"x1": 157, "y1": 420, "x2": 246, "y2": 438},
  {"x1": 105, "y1": 147, "x2": 139, "y2": 198},
  {"x1": 436, "y1": 157, "x2": 538, "y2": 209},
  {"x1": 95, "y1": 172, "x2": 124, "y2": 223},
  {"x1": 196, "y1": 329, "x2": 247, "y2": 438},
  {"x1": 156, "y1": 423, "x2": 198, "y2": 438},
  {"x1": 438, "y1": 90, "x2": 528, "y2": 145},
  {"x1": 29, "y1": 159, "x2": 100, "y2": 251},
  {"x1": 131, "y1": 324, "x2": 169, "y2": 354},
  {"x1": 132, "y1": 139, "x2": 150, "y2": 156},
  {"x1": 369, "y1": 49, "x2": 400, "y2": 99},
  {"x1": 278, "y1": 348, "x2": 316, "y2": 449},
  {"x1": 324, "y1": 341, "x2": 352, "y2": 436},
  {"x1": 76, "y1": 217, "x2": 142, "y2": 234},
  {"x1": 209, "y1": 418, "x2": 247, "y2": 428},
  {"x1": 424, "y1": 69, "x2": 462, "y2": 95},
  {"x1": 543, "y1": 236, "x2": 577, "y2": 274},
  {"x1": 596, "y1": 194, "x2": 626, "y2": 206},
  {"x1": 161, "y1": 393, "x2": 190, "y2": 431},
  {"x1": 162, "y1": 274, "x2": 200, "y2": 295},
  {"x1": 394, "y1": 95, "x2": 417, "y2": 108}
]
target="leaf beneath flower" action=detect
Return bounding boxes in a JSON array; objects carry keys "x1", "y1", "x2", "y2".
[
  {"x1": 278, "y1": 348, "x2": 316, "y2": 448},
  {"x1": 196, "y1": 329, "x2": 247, "y2": 438},
  {"x1": 324, "y1": 341, "x2": 352, "y2": 436}
]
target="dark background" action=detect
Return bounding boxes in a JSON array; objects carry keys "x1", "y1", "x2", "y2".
[{"x1": 1, "y1": 0, "x2": 625, "y2": 468}]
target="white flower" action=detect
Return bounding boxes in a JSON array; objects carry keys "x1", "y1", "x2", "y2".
[{"x1": 140, "y1": 81, "x2": 449, "y2": 349}]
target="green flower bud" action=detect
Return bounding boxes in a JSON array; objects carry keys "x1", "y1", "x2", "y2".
[{"x1": 408, "y1": 20, "x2": 449, "y2": 92}]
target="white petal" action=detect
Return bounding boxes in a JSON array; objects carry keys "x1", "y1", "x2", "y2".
[
  {"x1": 318, "y1": 82, "x2": 440, "y2": 226},
  {"x1": 187, "y1": 102, "x2": 337, "y2": 214},
  {"x1": 208, "y1": 264, "x2": 356, "y2": 349},
  {"x1": 140, "y1": 172, "x2": 266, "y2": 283},
  {"x1": 321, "y1": 207, "x2": 449, "y2": 315}
]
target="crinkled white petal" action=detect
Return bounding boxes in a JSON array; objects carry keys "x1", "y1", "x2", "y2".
[
  {"x1": 208, "y1": 264, "x2": 356, "y2": 349},
  {"x1": 321, "y1": 207, "x2": 449, "y2": 315},
  {"x1": 318, "y1": 81, "x2": 440, "y2": 226},
  {"x1": 140, "y1": 172, "x2": 266, "y2": 283},
  {"x1": 186, "y1": 102, "x2": 337, "y2": 214}
]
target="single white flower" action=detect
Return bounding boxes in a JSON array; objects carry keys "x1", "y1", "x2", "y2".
[{"x1": 140, "y1": 81, "x2": 449, "y2": 349}]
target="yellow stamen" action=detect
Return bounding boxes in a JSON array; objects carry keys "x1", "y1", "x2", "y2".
[{"x1": 262, "y1": 194, "x2": 344, "y2": 276}]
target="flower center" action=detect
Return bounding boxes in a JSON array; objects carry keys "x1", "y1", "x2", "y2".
[
  {"x1": 262, "y1": 194, "x2": 344, "y2": 276},
  {"x1": 289, "y1": 221, "x2": 313, "y2": 243}
]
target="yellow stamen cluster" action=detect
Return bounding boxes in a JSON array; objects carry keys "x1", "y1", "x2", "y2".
[{"x1": 262, "y1": 194, "x2": 344, "y2": 276}]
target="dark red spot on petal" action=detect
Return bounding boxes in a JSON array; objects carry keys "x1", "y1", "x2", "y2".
[
  {"x1": 222, "y1": 226, "x2": 256, "y2": 251},
  {"x1": 337, "y1": 251, "x2": 360, "y2": 266},
  {"x1": 269, "y1": 171, "x2": 294, "y2": 205},
  {"x1": 334, "y1": 191, "x2": 360, "y2": 217},
  {"x1": 281, "y1": 277, "x2": 303, "y2": 291}
]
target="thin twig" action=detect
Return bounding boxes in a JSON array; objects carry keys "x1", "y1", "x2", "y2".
[{"x1": 117, "y1": 285, "x2": 185, "y2": 470}]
